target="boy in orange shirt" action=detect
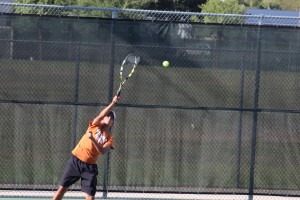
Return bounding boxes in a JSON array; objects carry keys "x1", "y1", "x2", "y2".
[{"x1": 53, "y1": 95, "x2": 120, "y2": 200}]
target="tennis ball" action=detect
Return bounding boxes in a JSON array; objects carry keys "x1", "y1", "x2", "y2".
[{"x1": 163, "y1": 61, "x2": 170, "y2": 67}]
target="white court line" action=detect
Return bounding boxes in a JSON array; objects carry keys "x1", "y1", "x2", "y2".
[
  {"x1": 0, "y1": 190, "x2": 83, "y2": 198},
  {"x1": 108, "y1": 192, "x2": 299, "y2": 200},
  {"x1": 0, "y1": 190, "x2": 299, "y2": 200}
]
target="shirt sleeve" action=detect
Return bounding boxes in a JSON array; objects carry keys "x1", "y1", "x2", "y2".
[{"x1": 89, "y1": 121, "x2": 96, "y2": 128}]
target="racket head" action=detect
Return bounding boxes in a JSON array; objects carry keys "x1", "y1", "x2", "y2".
[
  {"x1": 117, "y1": 53, "x2": 140, "y2": 97},
  {"x1": 123, "y1": 53, "x2": 140, "y2": 66},
  {"x1": 119, "y1": 53, "x2": 140, "y2": 82}
]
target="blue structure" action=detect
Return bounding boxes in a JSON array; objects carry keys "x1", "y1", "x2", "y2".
[{"x1": 246, "y1": 8, "x2": 300, "y2": 26}]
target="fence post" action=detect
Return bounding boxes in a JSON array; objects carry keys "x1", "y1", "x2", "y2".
[
  {"x1": 248, "y1": 16, "x2": 263, "y2": 200},
  {"x1": 71, "y1": 42, "x2": 81, "y2": 148},
  {"x1": 102, "y1": 8, "x2": 117, "y2": 199},
  {"x1": 236, "y1": 50, "x2": 246, "y2": 188}
]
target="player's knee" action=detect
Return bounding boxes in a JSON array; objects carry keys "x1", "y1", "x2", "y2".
[
  {"x1": 57, "y1": 186, "x2": 69, "y2": 195},
  {"x1": 53, "y1": 186, "x2": 69, "y2": 200},
  {"x1": 85, "y1": 193, "x2": 95, "y2": 200}
]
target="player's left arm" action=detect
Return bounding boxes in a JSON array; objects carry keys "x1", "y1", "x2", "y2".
[
  {"x1": 92, "y1": 96, "x2": 119, "y2": 126},
  {"x1": 87, "y1": 131, "x2": 111, "y2": 154}
]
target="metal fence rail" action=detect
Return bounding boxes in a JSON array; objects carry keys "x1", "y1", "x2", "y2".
[
  {"x1": 1, "y1": 3, "x2": 300, "y2": 200},
  {"x1": 1, "y1": 2, "x2": 300, "y2": 26}
]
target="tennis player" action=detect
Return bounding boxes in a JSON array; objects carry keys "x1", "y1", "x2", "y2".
[{"x1": 52, "y1": 95, "x2": 120, "y2": 200}]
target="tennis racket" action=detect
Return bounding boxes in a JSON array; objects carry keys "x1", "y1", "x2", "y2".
[{"x1": 116, "y1": 53, "x2": 140, "y2": 96}]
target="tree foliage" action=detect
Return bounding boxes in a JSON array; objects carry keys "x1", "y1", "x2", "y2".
[
  {"x1": 200, "y1": 0, "x2": 246, "y2": 23},
  {"x1": 12, "y1": 0, "x2": 206, "y2": 12},
  {"x1": 12, "y1": 0, "x2": 300, "y2": 14},
  {"x1": 201, "y1": 0, "x2": 246, "y2": 14},
  {"x1": 242, "y1": 0, "x2": 300, "y2": 10}
]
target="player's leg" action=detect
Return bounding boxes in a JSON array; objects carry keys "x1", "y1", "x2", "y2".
[
  {"x1": 53, "y1": 155, "x2": 81, "y2": 200},
  {"x1": 81, "y1": 163, "x2": 98, "y2": 200},
  {"x1": 85, "y1": 193, "x2": 95, "y2": 200},
  {"x1": 52, "y1": 186, "x2": 69, "y2": 200}
]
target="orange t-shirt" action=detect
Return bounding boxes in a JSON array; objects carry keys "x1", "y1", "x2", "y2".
[{"x1": 72, "y1": 122, "x2": 115, "y2": 164}]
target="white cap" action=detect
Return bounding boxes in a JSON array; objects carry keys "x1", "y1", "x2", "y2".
[{"x1": 107, "y1": 110, "x2": 116, "y2": 121}]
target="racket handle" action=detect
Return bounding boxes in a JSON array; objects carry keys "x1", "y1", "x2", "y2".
[{"x1": 117, "y1": 90, "x2": 121, "y2": 97}]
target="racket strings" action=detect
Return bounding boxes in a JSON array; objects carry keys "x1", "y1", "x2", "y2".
[
  {"x1": 126, "y1": 55, "x2": 140, "y2": 64},
  {"x1": 120, "y1": 63, "x2": 135, "y2": 82},
  {"x1": 116, "y1": 54, "x2": 140, "y2": 96},
  {"x1": 120, "y1": 55, "x2": 140, "y2": 83}
]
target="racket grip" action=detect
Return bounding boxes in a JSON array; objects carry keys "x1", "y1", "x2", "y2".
[{"x1": 117, "y1": 90, "x2": 121, "y2": 97}]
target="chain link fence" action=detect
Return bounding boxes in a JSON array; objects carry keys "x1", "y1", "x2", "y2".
[{"x1": 1, "y1": 2, "x2": 300, "y2": 200}]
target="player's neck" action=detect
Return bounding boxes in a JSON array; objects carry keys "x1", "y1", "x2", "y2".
[{"x1": 100, "y1": 124, "x2": 110, "y2": 131}]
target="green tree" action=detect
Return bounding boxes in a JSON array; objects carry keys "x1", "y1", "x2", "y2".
[
  {"x1": 260, "y1": 0, "x2": 280, "y2": 9},
  {"x1": 241, "y1": 0, "x2": 262, "y2": 7},
  {"x1": 12, "y1": 0, "x2": 208, "y2": 18},
  {"x1": 242, "y1": 0, "x2": 300, "y2": 10},
  {"x1": 201, "y1": 0, "x2": 246, "y2": 14},
  {"x1": 279, "y1": 0, "x2": 300, "y2": 10},
  {"x1": 200, "y1": 0, "x2": 246, "y2": 23},
  {"x1": 12, "y1": 0, "x2": 300, "y2": 11},
  {"x1": 13, "y1": 0, "x2": 207, "y2": 11},
  {"x1": 262, "y1": 0, "x2": 300, "y2": 10},
  {"x1": 138, "y1": 0, "x2": 206, "y2": 12},
  {"x1": 12, "y1": 0, "x2": 207, "y2": 17}
]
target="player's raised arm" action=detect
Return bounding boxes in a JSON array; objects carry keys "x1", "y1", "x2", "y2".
[{"x1": 92, "y1": 96, "x2": 119, "y2": 126}]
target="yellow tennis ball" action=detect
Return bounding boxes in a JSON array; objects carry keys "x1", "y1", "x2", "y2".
[{"x1": 163, "y1": 61, "x2": 170, "y2": 67}]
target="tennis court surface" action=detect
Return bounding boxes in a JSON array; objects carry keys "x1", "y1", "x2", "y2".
[{"x1": 0, "y1": 190, "x2": 299, "y2": 200}]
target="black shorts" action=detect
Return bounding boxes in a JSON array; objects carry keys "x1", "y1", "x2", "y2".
[{"x1": 60, "y1": 155, "x2": 98, "y2": 196}]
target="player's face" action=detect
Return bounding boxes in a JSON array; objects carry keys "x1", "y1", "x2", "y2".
[{"x1": 101, "y1": 115, "x2": 114, "y2": 128}]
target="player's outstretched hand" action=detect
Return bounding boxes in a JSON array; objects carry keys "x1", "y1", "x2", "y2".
[
  {"x1": 87, "y1": 130, "x2": 93, "y2": 139},
  {"x1": 112, "y1": 95, "x2": 120, "y2": 104}
]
